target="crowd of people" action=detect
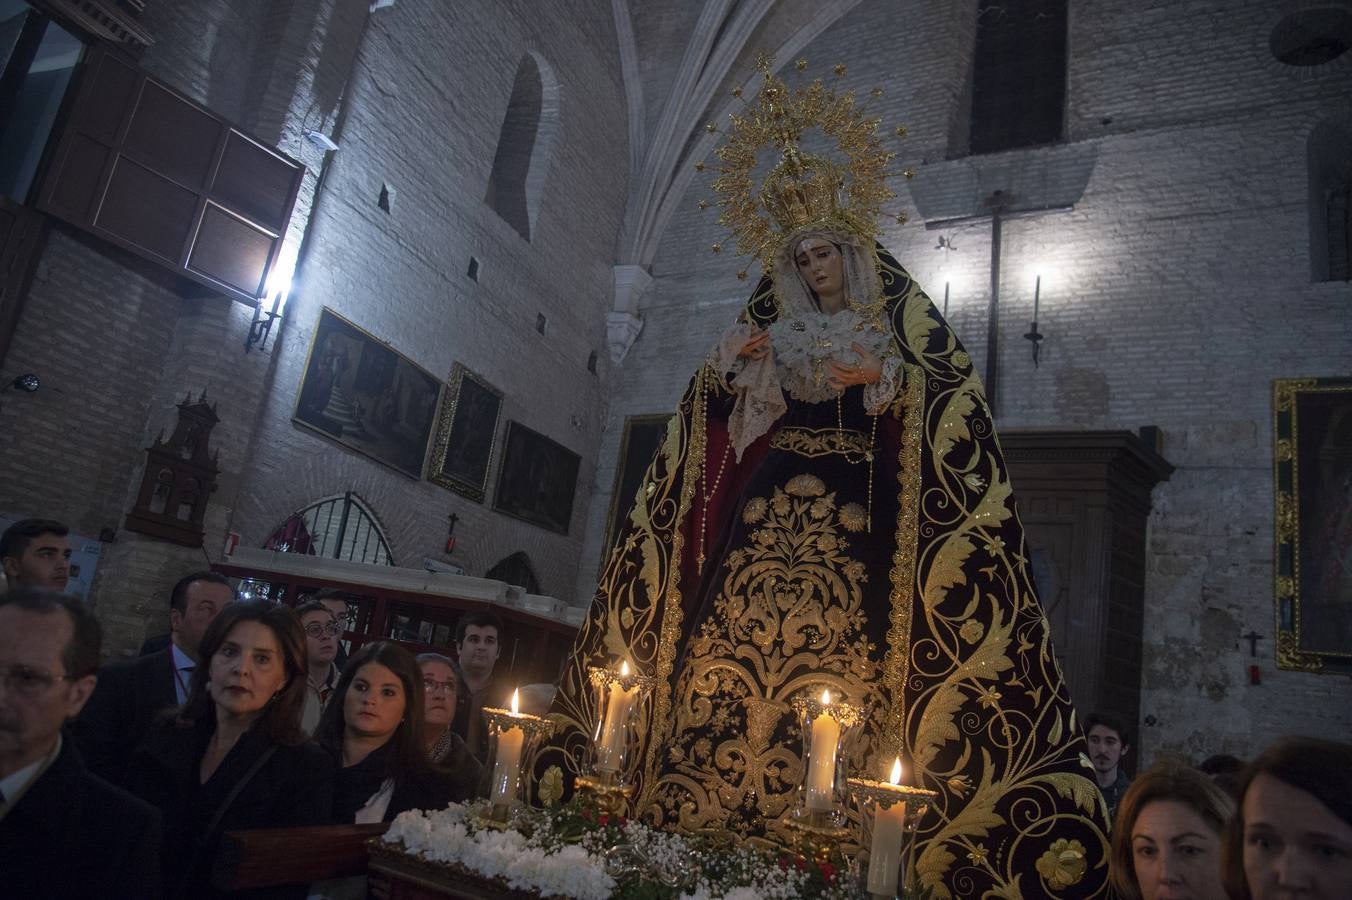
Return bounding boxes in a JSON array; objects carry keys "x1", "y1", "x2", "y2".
[
  {"x1": 2, "y1": 515, "x2": 1350, "y2": 899},
  {"x1": 0, "y1": 518, "x2": 508, "y2": 899}
]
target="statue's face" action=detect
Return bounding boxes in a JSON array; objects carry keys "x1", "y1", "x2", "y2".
[{"x1": 795, "y1": 238, "x2": 844, "y2": 309}]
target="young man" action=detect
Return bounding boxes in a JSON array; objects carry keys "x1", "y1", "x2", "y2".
[
  {"x1": 1086, "y1": 712, "x2": 1132, "y2": 823},
  {"x1": 0, "y1": 519, "x2": 71, "y2": 593},
  {"x1": 314, "y1": 589, "x2": 352, "y2": 670},
  {"x1": 0, "y1": 589, "x2": 161, "y2": 897},
  {"x1": 73, "y1": 571, "x2": 233, "y2": 783},
  {"x1": 298, "y1": 600, "x2": 342, "y2": 734},
  {"x1": 452, "y1": 611, "x2": 509, "y2": 762}
]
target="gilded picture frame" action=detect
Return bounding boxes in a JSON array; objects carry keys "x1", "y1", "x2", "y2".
[
  {"x1": 1273, "y1": 377, "x2": 1352, "y2": 674},
  {"x1": 428, "y1": 364, "x2": 503, "y2": 503},
  {"x1": 293, "y1": 308, "x2": 442, "y2": 480}
]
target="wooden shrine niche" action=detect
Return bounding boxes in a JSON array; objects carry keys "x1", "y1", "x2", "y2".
[{"x1": 125, "y1": 391, "x2": 220, "y2": 547}]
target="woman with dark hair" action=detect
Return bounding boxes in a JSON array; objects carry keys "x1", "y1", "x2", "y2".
[
  {"x1": 416, "y1": 651, "x2": 482, "y2": 798},
  {"x1": 1222, "y1": 737, "x2": 1352, "y2": 900},
  {"x1": 126, "y1": 600, "x2": 334, "y2": 899},
  {"x1": 314, "y1": 641, "x2": 465, "y2": 825},
  {"x1": 1109, "y1": 763, "x2": 1233, "y2": 900}
]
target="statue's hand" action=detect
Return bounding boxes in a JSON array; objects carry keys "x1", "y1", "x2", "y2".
[
  {"x1": 737, "y1": 324, "x2": 771, "y2": 362},
  {"x1": 826, "y1": 342, "x2": 882, "y2": 391}
]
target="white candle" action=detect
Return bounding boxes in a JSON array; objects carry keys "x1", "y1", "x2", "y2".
[
  {"x1": 805, "y1": 688, "x2": 841, "y2": 812},
  {"x1": 867, "y1": 757, "x2": 909, "y2": 897},
  {"x1": 596, "y1": 661, "x2": 638, "y2": 773},
  {"x1": 489, "y1": 689, "x2": 525, "y2": 806}
]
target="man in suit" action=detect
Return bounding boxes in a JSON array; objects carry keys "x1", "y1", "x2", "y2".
[
  {"x1": 73, "y1": 570, "x2": 232, "y2": 784},
  {"x1": 0, "y1": 588, "x2": 161, "y2": 899}
]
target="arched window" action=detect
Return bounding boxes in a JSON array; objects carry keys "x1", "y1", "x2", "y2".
[
  {"x1": 263, "y1": 492, "x2": 393, "y2": 565},
  {"x1": 1308, "y1": 122, "x2": 1352, "y2": 282},
  {"x1": 484, "y1": 52, "x2": 560, "y2": 241},
  {"x1": 485, "y1": 551, "x2": 540, "y2": 595}
]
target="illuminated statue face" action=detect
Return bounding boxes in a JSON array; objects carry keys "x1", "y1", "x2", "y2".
[{"x1": 795, "y1": 238, "x2": 845, "y2": 311}]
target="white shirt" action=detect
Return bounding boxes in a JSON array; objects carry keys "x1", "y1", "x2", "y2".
[
  {"x1": 170, "y1": 642, "x2": 196, "y2": 705},
  {"x1": 0, "y1": 733, "x2": 61, "y2": 812}
]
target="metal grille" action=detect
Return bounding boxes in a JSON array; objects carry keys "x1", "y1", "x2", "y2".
[{"x1": 265, "y1": 492, "x2": 393, "y2": 565}]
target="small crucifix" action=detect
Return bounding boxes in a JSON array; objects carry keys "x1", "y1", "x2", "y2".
[
  {"x1": 1241, "y1": 630, "x2": 1265, "y2": 658},
  {"x1": 445, "y1": 513, "x2": 459, "y2": 554}
]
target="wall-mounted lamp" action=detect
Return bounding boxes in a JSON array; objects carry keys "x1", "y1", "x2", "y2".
[
  {"x1": 246, "y1": 253, "x2": 297, "y2": 353},
  {"x1": 1023, "y1": 269, "x2": 1046, "y2": 367}
]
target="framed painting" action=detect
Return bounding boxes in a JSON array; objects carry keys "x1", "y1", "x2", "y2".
[
  {"x1": 599, "y1": 413, "x2": 670, "y2": 567},
  {"x1": 1273, "y1": 377, "x2": 1352, "y2": 674},
  {"x1": 492, "y1": 421, "x2": 581, "y2": 535},
  {"x1": 428, "y1": 364, "x2": 503, "y2": 502},
  {"x1": 293, "y1": 308, "x2": 442, "y2": 480}
]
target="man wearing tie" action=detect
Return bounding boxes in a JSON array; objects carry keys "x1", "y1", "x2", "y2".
[{"x1": 73, "y1": 571, "x2": 232, "y2": 785}]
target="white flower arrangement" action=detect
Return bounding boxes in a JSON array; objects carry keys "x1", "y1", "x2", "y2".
[{"x1": 381, "y1": 799, "x2": 860, "y2": 899}]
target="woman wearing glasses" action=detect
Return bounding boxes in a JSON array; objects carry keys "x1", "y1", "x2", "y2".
[
  {"x1": 297, "y1": 601, "x2": 343, "y2": 734},
  {"x1": 125, "y1": 600, "x2": 333, "y2": 899},
  {"x1": 417, "y1": 651, "x2": 482, "y2": 797}
]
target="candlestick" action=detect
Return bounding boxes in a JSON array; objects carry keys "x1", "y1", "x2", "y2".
[
  {"x1": 585, "y1": 662, "x2": 655, "y2": 787},
  {"x1": 481, "y1": 689, "x2": 555, "y2": 822},
  {"x1": 943, "y1": 280, "x2": 950, "y2": 319},
  {"x1": 849, "y1": 771, "x2": 940, "y2": 900},
  {"x1": 867, "y1": 758, "x2": 908, "y2": 897},
  {"x1": 1032, "y1": 274, "x2": 1041, "y2": 322},
  {"x1": 791, "y1": 687, "x2": 864, "y2": 825},
  {"x1": 596, "y1": 661, "x2": 638, "y2": 772},
  {"x1": 806, "y1": 689, "x2": 841, "y2": 812}
]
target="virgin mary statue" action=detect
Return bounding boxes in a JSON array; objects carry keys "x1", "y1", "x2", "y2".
[{"x1": 534, "y1": 60, "x2": 1110, "y2": 898}]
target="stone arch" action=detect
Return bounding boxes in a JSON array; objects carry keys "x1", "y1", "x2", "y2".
[
  {"x1": 484, "y1": 51, "x2": 560, "y2": 241},
  {"x1": 485, "y1": 550, "x2": 541, "y2": 595},
  {"x1": 1308, "y1": 121, "x2": 1352, "y2": 282}
]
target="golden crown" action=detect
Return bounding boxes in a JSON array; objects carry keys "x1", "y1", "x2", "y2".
[{"x1": 700, "y1": 54, "x2": 913, "y2": 275}]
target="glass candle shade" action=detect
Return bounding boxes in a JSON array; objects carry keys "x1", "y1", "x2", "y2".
[
  {"x1": 791, "y1": 687, "x2": 865, "y2": 824},
  {"x1": 483, "y1": 702, "x2": 555, "y2": 820},
  {"x1": 585, "y1": 663, "x2": 654, "y2": 783},
  {"x1": 848, "y1": 775, "x2": 938, "y2": 899}
]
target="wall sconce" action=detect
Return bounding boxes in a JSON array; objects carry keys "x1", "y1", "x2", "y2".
[
  {"x1": 246, "y1": 253, "x2": 297, "y2": 353},
  {"x1": 1023, "y1": 268, "x2": 1047, "y2": 367},
  {"x1": 935, "y1": 234, "x2": 958, "y2": 319}
]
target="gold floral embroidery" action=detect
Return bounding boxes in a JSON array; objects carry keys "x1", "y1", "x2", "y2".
[
  {"x1": 743, "y1": 496, "x2": 768, "y2": 523},
  {"x1": 1036, "y1": 838, "x2": 1088, "y2": 890},
  {"x1": 770, "y1": 427, "x2": 872, "y2": 458},
  {"x1": 838, "y1": 502, "x2": 867, "y2": 532},
  {"x1": 649, "y1": 477, "x2": 877, "y2": 832},
  {"x1": 538, "y1": 766, "x2": 564, "y2": 807},
  {"x1": 960, "y1": 619, "x2": 984, "y2": 644}
]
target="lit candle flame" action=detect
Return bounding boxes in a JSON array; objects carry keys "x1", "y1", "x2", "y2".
[
  {"x1": 510, "y1": 688, "x2": 520, "y2": 714},
  {"x1": 620, "y1": 659, "x2": 630, "y2": 677},
  {"x1": 889, "y1": 756, "x2": 903, "y2": 786},
  {"x1": 820, "y1": 688, "x2": 831, "y2": 705}
]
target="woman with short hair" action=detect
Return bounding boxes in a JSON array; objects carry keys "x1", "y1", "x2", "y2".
[{"x1": 416, "y1": 652, "x2": 481, "y2": 799}]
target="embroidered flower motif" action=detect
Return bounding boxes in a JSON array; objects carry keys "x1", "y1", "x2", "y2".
[
  {"x1": 976, "y1": 685, "x2": 1002, "y2": 709},
  {"x1": 772, "y1": 493, "x2": 791, "y2": 515},
  {"x1": 785, "y1": 474, "x2": 826, "y2": 497},
  {"x1": 838, "y1": 502, "x2": 868, "y2": 532},
  {"x1": 809, "y1": 497, "x2": 832, "y2": 519},
  {"x1": 743, "y1": 497, "x2": 768, "y2": 523},
  {"x1": 947, "y1": 774, "x2": 972, "y2": 798},
  {"x1": 960, "y1": 619, "x2": 985, "y2": 644},
  {"x1": 966, "y1": 844, "x2": 989, "y2": 865},
  {"x1": 964, "y1": 472, "x2": 986, "y2": 491},
  {"x1": 1036, "y1": 838, "x2": 1088, "y2": 890},
  {"x1": 984, "y1": 536, "x2": 1006, "y2": 554},
  {"x1": 537, "y1": 766, "x2": 564, "y2": 807},
  {"x1": 952, "y1": 350, "x2": 971, "y2": 368}
]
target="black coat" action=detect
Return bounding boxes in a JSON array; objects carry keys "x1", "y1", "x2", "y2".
[
  {"x1": 126, "y1": 718, "x2": 334, "y2": 899},
  {"x1": 0, "y1": 736, "x2": 162, "y2": 900},
  {"x1": 329, "y1": 741, "x2": 457, "y2": 824},
  {"x1": 73, "y1": 647, "x2": 180, "y2": 785}
]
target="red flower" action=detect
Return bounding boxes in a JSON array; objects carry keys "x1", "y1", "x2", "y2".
[
  {"x1": 597, "y1": 813, "x2": 611, "y2": 827},
  {"x1": 778, "y1": 857, "x2": 791, "y2": 871},
  {"x1": 819, "y1": 861, "x2": 837, "y2": 884},
  {"x1": 795, "y1": 856, "x2": 807, "y2": 871}
]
